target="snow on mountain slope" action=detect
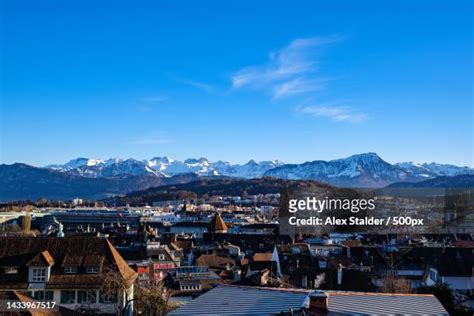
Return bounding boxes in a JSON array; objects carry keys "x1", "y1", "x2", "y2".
[
  {"x1": 46, "y1": 154, "x2": 473, "y2": 187},
  {"x1": 395, "y1": 161, "x2": 474, "y2": 177},
  {"x1": 265, "y1": 154, "x2": 474, "y2": 187},
  {"x1": 47, "y1": 158, "x2": 105, "y2": 171},
  {"x1": 264, "y1": 153, "x2": 411, "y2": 187},
  {"x1": 48, "y1": 157, "x2": 282, "y2": 179}
]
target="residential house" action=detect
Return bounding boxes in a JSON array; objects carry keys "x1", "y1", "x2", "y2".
[{"x1": 0, "y1": 236, "x2": 137, "y2": 315}]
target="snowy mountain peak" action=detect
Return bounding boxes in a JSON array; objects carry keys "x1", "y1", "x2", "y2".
[
  {"x1": 396, "y1": 161, "x2": 474, "y2": 177},
  {"x1": 47, "y1": 156, "x2": 283, "y2": 179},
  {"x1": 45, "y1": 154, "x2": 473, "y2": 187},
  {"x1": 47, "y1": 157, "x2": 104, "y2": 171},
  {"x1": 338, "y1": 152, "x2": 384, "y2": 164}
]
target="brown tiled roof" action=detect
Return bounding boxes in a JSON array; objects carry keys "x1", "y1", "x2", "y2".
[
  {"x1": 26, "y1": 251, "x2": 54, "y2": 267},
  {"x1": 253, "y1": 253, "x2": 273, "y2": 262},
  {"x1": 83, "y1": 255, "x2": 104, "y2": 267},
  {"x1": 209, "y1": 213, "x2": 228, "y2": 233},
  {"x1": 452, "y1": 240, "x2": 474, "y2": 248},
  {"x1": 46, "y1": 274, "x2": 103, "y2": 289},
  {"x1": 105, "y1": 239, "x2": 138, "y2": 287},
  {"x1": 197, "y1": 254, "x2": 235, "y2": 269},
  {"x1": 0, "y1": 236, "x2": 137, "y2": 289},
  {"x1": 240, "y1": 258, "x2": 249, "y2": 266},
  {"x1": 61, "y1": 254, "x2": 83, "y2": 266},
  {"x1": 173, "y1": 240, "x2": 194, "y2": 252}
]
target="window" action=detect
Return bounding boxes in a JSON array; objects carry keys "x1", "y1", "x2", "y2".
[
  {"x1": 4, "y1": 267, "x2": 18, "y2": 274},
  {"x1": 60, "y1": 290, "x2": 76, "y2": 304},
  {"x1": 32, "y1": 268, "x2": 47, "y2": 282},
  {"x1": 77, "y1": 290, "x2": 96, "y2": 304},
  {"x1": 159, "y1": 254, "x2": 165, "y2": 261},
  {"x1": 33, "y1": 291, "x2": 54, "y2": 301},
  {"x1": 429, "y1": 270, "x2": 438, "y2": 282},
  {"x1": 86, "y1": 266, "x2": 99, "y2": 274},
  {"x1": 64, "y1": 266, "x2": 77, "y2": 274}
]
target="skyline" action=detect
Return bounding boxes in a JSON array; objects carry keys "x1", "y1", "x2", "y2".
[
  {"x1": 1, "y1": 0, "x2": 472, "y2": 167},
  {"x1": 5, "y1": 151, "x2": 474, "y2": 170}
]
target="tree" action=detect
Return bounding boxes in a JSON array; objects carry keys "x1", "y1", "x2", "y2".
[
  {"x1": 379, "y1": 274, "x2": 411, "y2": 293},
  {"x1": 134, "y1": 280, "x2": 176, "y2": 316},
  {"x1": 100, "y1": 268, "x2": 128, "y2": 315},
  {"x1": 100, "y1": 268, "x2": 175, "y2": 316}
]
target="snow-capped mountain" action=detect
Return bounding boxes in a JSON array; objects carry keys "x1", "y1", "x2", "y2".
[
  {"x1": 47, "y1": 157, "x2": 105, "y2": 171},
  {"x1": 48, "y1": 158, "x2": 161, "y2": 178},
  {"x1": 264, "y1": 153, "x2": 411, "y2": 187},
  {"x1": 45, "y1": 154, "x2": 473, "y2": 187},
  {"x1": 395, "y1": 162, "x2": 474, "y2": 178},
  {"x1": 47, "y1": 157, "x2": 283, "y2": 179},
  {"x1": 264, "y1": 153, "x2": 474, "y2": 187}
]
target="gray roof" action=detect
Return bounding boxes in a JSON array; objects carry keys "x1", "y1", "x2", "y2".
[
  {"x1": 168, "y1": 285, "x2": 448, "y2": 316},
  {"x1": 328, "y1": 292, "x2": 448, "y2": 315},
  {"x1": 168, "y1": 285, "x2": 308, "y2": 316}
]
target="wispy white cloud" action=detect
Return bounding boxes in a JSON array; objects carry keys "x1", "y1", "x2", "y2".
[
  {"x1": 231, "y1": 35, "x2": 342, "y2": 99},
  {"x1": 174, "y1": 77, "x2": 215, "y2": 93},
  {"x1": 300, "y1": 105, "x2": 368, "y2": 123},
  {"x1": 272, "y1": 77, "x2": 329, "y2": 100}
]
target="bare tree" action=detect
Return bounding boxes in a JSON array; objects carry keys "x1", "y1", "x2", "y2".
[
  {"x1": 134, "y1": 280, "x2": 176, "y2": 316},
  {"x1": 380, "y1": 274, "x2": 412, "y2": 293},
  {"x1": 100, "y1": 268, "x2": 176, "y2": 316},
  {"x1": 100, "y1": 268, "x2": 128, "y2": 315}
]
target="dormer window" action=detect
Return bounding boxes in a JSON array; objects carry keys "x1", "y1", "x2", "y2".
[
  {"x1": 64, "y1": 266, "x2": 77, "y2": 274},
  {"x1": 26, "y1": 251, "x2": 54, "y2": 283},
  {"x1": 86, "y1": 266, "x2": 99, "y2": 274},
  {"x1": 32, "y1": 268, "x2": 47, "y2": 282}
]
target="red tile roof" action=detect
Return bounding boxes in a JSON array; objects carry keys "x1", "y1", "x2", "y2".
[
  {"x1": 252, "y1": 253, "x2": 273, "y2": 262},
  {"x1": 26, "y1": 251, "x2": 54, "y2": 267},
  {"x1": 197, "y1": 254, "x2": 235, "y2": 269}
]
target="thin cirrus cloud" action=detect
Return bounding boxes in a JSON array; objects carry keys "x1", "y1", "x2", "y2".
[
  {"x1": 272, "y1": 77, "x2": 329, "y2": 100},
  {"x1": 231, "y1": 34, "x2": 369, "y2": 124},
  {"x1": 173, "y1": 77, "x2": 215, "y2": 93},
  {"x1": 300, "y1": 105, "x2": 368, "y2": 123},
  {"x1": 231, "y1": 35, "x2": 342, "y2": 99}
]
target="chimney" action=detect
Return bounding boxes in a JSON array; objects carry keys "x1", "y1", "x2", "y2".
[
  {"x1": 337, "y1": 264, "x2": 343, "y2": 286},
  {"x1": 308, "y1": 291, "x2": 329, "y2": 313}
]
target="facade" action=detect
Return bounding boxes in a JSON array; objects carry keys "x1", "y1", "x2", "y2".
[{"x1": 0, "y1": 236, "x2": 137, "y2": 315}]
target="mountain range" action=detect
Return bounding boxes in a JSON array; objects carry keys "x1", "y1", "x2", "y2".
[
  {"x1": 46, "y1": 153, "x2": 473, "y2": 187},
  {"x1": 0, "y1": 163, "x2": 198, "y2": 201},
  {"x1": 264, "y1": 153, "x2": 474, "y2": 187},
  {"x1": 47, "y1": 157, "x2": 284, "y2": 179},
  {"x1": 1, "y1": 153, "x2": 473, "y2": 201}
]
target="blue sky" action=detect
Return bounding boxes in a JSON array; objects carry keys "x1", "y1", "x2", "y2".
[{"x1": 1, "y1": 0, "x2": 472, "y2": 166}]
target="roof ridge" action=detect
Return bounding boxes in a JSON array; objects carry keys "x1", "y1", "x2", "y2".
[{"x1": 105, "y1": 238, "x2": 138, "y2": 287}]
